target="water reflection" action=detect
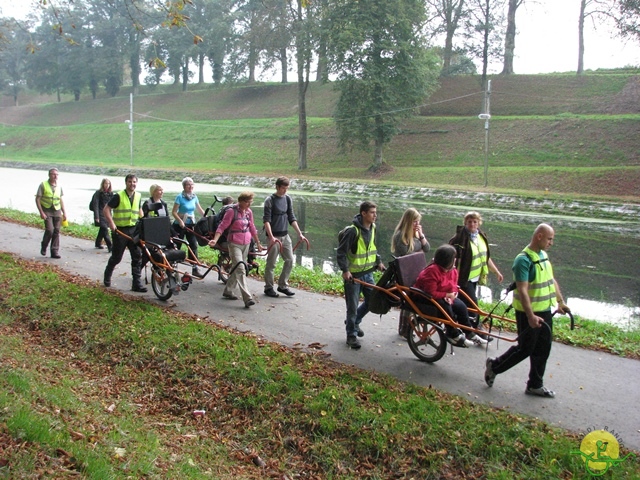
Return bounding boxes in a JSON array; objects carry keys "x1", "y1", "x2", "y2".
[{"x1": 3, "y1": 167, "x2": 639, "y2": 326}]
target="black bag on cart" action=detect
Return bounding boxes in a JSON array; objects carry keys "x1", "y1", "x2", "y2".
[{"x1": 368, "y1": 261, "x2": 399, "y2": 315}]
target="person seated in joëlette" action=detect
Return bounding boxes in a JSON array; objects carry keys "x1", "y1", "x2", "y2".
[{"x1": 413, "y1": 244, "x2": 488, "y2": 348}]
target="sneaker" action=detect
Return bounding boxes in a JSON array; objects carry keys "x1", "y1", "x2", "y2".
[
  {"x1": 277, "y1": 287, "x2": 295, "y2": 296},
  {"x1": 264, "y1": 288, "x2": 280, "y2": 298},
  {"x1": 191, "y1": 267, "x2": 204, "y2": 279},
  {"x1": 346, "y1": 335, "x2": 361, "y2": 349},
  {"x1": 356, "y1": 326, "x2": 364, "y2": 337},
  {"x1": 485, "y1": 358, "x2": 497, "y2": 387},
  {"x1": 468, "y1": 333, "x2": 488, "y2": 346},
  {"x1": 525, "y1": 386, "x2": 555, "y2": 398},
  {"x1": 448, "y1": 333, "x2": 472, "y2": 348}
]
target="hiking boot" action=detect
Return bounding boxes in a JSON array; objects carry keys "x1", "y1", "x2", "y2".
[
  {"x1": 346, "y1": 335, "x2": 361, "y2": 349},
  {"x1": 277, "y1": 287, "x2": 295, "y2": 296},
  {"x1": 525, "y1": 386, "x2": 555, "y2": 398},
  {"x1": 264, "y1": 288, "x2": 279, "y2": 298},
  {"x1": 485, "y1": 357, "x2": 497, "y2": 387},
  {"x1": 132, "y1": 284, "x2": 148, "y2": 293}
]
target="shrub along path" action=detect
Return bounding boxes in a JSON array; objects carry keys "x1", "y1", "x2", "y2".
[{"x1": 2, "y1": 220, "x2": 638, "y2": 453}]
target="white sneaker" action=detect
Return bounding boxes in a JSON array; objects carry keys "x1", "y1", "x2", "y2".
[
  {"x1": 469, "y1": 334, "x2": 488, "y2": 346},
  {"x1": 449, "y1": 333, "x2": 473, "y2": 348}
]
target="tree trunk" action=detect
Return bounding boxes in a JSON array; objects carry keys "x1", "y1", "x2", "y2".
[
  {"x1": 372, "y1": 115, "x2": 384, "y2": 169},
  {"x1": 280, "y1": 47, "x2": 288, "y2": 83},
  {"x1": 198, "y1": 53, "x2": 205, "y2": 84},
  {"x1": 501, "y1": 0, "x2": 519, "y2": 74},
  {"x1": 316, "y1": 38, "x2": 327, "y2": 83},
  {"x1": 182, "y1": 59, "x2": 189, "y2": 91},
  {"x1": 577, "y1": 0, "x2": 586, "y2": 74},
  {"x1": 296, "y1": 0, "x2": 308, "y2": 170}
]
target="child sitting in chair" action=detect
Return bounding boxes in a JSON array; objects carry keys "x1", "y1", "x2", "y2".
[{"x1": 413, "y1": 244, "x2": 488, "y2": 347}]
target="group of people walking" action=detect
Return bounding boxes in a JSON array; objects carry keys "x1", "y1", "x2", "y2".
[
  {"x1": 36, "y1": 169, "x2": 570, "y2": 398},
  {"x1": 338, "y1": 200, "x2": 570, "y2": 399}
]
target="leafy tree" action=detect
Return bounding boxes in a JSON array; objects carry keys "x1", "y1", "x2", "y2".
[
  {"x1": 327, "y1": 0, "x2": 440, "y2": 170},
  {"x1": 616, "y1": 0, "x2": 640, "y2": 39},
  {"x1": 425, "y1": 0, "x2": 468, "y2": 76},
  {"x1": 463, "y1": 0, "x2": 505, "y2": 89},
  {"x1": 0, "y1": 21, "x2": 31, "y2": 105}
]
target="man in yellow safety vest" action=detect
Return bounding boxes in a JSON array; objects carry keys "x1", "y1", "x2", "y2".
[
  {"x1": 103, "y1": 174, "x2": 147, "y2": 293},
  {"x1": 35, "y1": 168, "x2": 67, "y2": 259},
  {"x1": 484, "y1": 223, "x2": 570, "y2": 398}
]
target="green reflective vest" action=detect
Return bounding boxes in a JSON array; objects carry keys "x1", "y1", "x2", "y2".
[
  {"x1": 40, "y1": 181, "x2": 61, "y2": 210},
  {"x1": 347, "y1": 225, "x2": 378, "y2": 274},
  {"x1": 113, "y1": 190, "x2": 141, "y2": 227},
  {"x1": 468, "y1": 237, "x2": 489, "y2": 283},
  {"x1": 512, "y1": 247, "x2": 556, "y2": 312}
]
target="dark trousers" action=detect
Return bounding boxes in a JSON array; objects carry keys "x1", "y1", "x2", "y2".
[
  {"x1": 460, "y1": 280, "x2": 479, "y2": 326},
  {"x1": 492, "y1": 310, "x2": 553, "y2": 389},
  {"x1": 175, "y1": 224, "x2": 199, "y2": 262},
  {"x1": 437, "y1": 297, "x2": 473, "y2": 337},
  {"x1": 105, "y1": 226, "x2": 143, "y2": 287},
  {"x1": 41, "y1": 215, "x2": 61, "y2": 255},
  {"x1": 95, "y1": 226, "x2": 112, "y2": 249}
]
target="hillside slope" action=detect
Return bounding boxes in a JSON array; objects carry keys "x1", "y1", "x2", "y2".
[{"x1": 0, "y1": 74, "x2": 638, "y2": 201}]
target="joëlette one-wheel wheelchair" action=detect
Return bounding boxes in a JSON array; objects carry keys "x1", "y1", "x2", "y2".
[
  {"x1": 117, "y1": 216, "x2": 225, "y2": 301},
  {"x1": 360, "y1": 251, "x2": 519, "y2": 363}
]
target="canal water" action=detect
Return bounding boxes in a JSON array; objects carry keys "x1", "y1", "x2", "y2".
[{"x1": 3, "y1": 167, "x2": 639, "y2": 328}]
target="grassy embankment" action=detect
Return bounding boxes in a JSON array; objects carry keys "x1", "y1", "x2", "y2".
[
  {"x1": 2, "y1": 252, "x2": 640, "y2": 479},
  {"x1": 0, "y1": 74, "x2": 639, "y2": 203}
]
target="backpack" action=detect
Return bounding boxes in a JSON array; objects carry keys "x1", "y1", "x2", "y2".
[
  {"x1": 89, "y1": 191, "x2": 96, "y2": 212},
  {"x1": 368, "y1": 260, "x2": 400, "y2": 315},
  {"x1": 338, "y1": 225, "x2": 360, "y2": 254}
]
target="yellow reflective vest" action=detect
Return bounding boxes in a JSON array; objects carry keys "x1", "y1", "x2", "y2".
[
  {"x1": 512, "y1": 247, "x2": 556, "y2": 312},
  {"x1": 468, "y1": 237, "x2": 489, "y2": 283},
  {"x1": 347, "y1": 225, "x2": 378, "y2": 274},
  {"x1": 112, "y1": 190, "x2": 141, "y2": 228},
  {"x1": 39, "y1": 181, "x2": 61, "y2": 210}
]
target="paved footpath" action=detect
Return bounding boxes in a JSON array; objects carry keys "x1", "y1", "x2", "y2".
[{"x1": 2, "y1": 220, "x2": 638, "y2": 452}]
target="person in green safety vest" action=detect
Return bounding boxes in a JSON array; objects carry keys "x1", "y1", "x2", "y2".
[
  {"x1": 484, "y1": 223, "x2": 570, "y2": 398},
  {"x1": 35, "y1": 168, "x2": 67, "y2": 259},
  {"x1": 102, "y1": 174, "x2": 147, "y2": 293},
  {"x1": 449, "y1": 211, "x2": 503, "y2": 339},
  {"x1": 336, "y1": 201, "x2": 386, "y2": 350}
]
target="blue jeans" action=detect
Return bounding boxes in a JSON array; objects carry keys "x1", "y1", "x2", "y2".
[{"x1": 344, "y1": 271, "x2": 374, "y2": 337}]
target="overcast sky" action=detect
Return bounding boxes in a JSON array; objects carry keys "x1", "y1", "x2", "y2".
[{"x1": 2, "y1": 0, "x2": 639, "y2": 75}]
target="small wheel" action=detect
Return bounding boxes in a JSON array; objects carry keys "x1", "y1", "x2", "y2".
[
  {"x1": 217, "y1": 251, "x2": 231, "y2": 284},
  {"x1": 407, "y1": 313, "x2": 447, "y2": 363},
  {"x1": 151, "y1": 266, "x2": 173, "y2": 301}
]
